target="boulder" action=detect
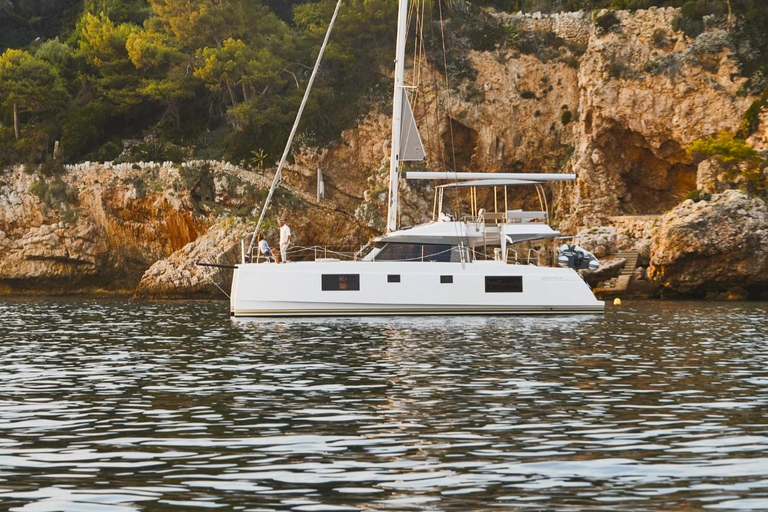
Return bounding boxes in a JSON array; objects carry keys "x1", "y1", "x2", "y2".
[
  {"x1": 582, "y1": 256, "x2": 625, "y2": 286},
  {"x1": 576, "y1": 226, "x2": 617, "y2": 256},
  {"x1": 648, "y1": 189, "x2": 768, "y2": 295},
  {"x1": 696, "y1": 157, "x2": 732, "y2": 195},
  {"x1": 134, "y1": 218, "x2": 254, "y2": 299}
]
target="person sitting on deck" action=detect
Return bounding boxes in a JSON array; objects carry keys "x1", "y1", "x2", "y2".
[{"x1": 257, "y1": 232, "x2": 278, "y2": 263}]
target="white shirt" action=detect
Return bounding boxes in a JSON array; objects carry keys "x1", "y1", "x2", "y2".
[
  {"x1": 258, "y1": 239, "x2": 271, "y2": 255},
  {"x1": 280, "y1": 224, "x2": 291, "y2": 246}
]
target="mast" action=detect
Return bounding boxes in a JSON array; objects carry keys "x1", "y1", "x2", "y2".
[
  {"x1": 386, "y1": 0, "x2": 409, "y2": 233},
  {"x1": 244, "y1": 0, "x2": 343, "y2": 257}
]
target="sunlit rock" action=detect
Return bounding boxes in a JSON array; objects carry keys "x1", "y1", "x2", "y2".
[{"x1": 648, "y1": 190, "x2": 768, "y2": 296}]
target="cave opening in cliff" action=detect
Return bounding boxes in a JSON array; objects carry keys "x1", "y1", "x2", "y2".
[
  {"x1": 598, "y1": 125, "x2": 697, "y2": 215},
  {"x1": 443, "y1": 117, "x2": 479, "y2": 171}
]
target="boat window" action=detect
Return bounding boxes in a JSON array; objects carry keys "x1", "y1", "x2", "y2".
[
  {"x1": 440, "y1": 275, "x2": 453, "y2": 284},
  {"x1": 387, "y1": 274, "x2": 400, "y2": 283},
  {"x1": 374, "y1": 243, "x2": 458, "y2": 262},
  {"x1": 322, "y1": 274, "x2": 360, "y2": 291},
  {"x1": 485, "y1": 276, "x2": 523, "y2": 293}
]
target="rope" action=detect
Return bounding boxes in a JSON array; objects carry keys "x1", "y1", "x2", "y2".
[
  {"x1": 211, "y1": 278, "x2": 231, "y2": 299},
  {"x1": 246, "y1": 0, "x2": 344, "y2": 257},
  {"x1": 436, "y1": 0, "x2": 458, "y2": 176}
]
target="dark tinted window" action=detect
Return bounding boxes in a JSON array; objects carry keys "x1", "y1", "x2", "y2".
[
  {"x1": 375, "y1": 243, "x2": 453, "y2": 262},
  {"x1": 440, "y1": 275, "x2": 453, "y2": 284},
  {"x1": 322, "y1": 274, "x2": 360, "y2": 291},
  {"x1": 388, "y1": 274, "x2": 400, "y2": 283},
  {"x1": 485, "y1": 276, "x2": 522, "y2": 293}
]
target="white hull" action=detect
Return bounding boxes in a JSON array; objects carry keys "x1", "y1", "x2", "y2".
[{"x1": 230, "y1": 260, "x2": 603, "y2": 317}]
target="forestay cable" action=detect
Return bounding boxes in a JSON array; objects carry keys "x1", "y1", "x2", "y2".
[{"x1": 246, "y1": 0, "x2": 344, "y2": 258}]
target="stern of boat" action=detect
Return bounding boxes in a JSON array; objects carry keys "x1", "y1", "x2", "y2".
[{"x1": 230, "y1": 264, "x2": 241, "y2": 316}]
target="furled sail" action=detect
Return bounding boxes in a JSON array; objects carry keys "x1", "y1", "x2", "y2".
[{"x1": 400, "y1": 90, "x2": 426, "y2": 161}]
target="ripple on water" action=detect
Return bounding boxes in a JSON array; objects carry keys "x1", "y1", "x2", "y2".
[{"x1": 0, "y1": 299, "x2": 766, "y2": 511}]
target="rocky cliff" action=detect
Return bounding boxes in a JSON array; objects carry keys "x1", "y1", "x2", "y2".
[
  {"x1": 1, "y1": 6, "x2": 766, "y2": 299},
  {"x1": 295, "y1": 8, "x2": 756, "y2": 224},
  {"x1": 0, "y1": 163, "x2": 213, "y2": 295},
  {"x1": 0, "y1": 161, "x2": 369, "y2": 297}
]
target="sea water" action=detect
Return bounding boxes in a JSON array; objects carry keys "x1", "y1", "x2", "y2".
[{"x1": 0, "y1": 299, "x2": 766, "y2": 511}]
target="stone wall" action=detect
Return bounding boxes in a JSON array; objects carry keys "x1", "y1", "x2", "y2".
[{"x1": 500, "y1": 10, "x2": 592, "y2": 45}]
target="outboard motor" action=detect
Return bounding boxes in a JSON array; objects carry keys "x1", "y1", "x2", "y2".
[{"x1": 557, "y1": 244, "x2": 600, "y2": 271}]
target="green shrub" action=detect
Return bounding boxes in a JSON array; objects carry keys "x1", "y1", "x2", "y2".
[
  {"x1": 608, "y1": 58, "x2": 628, "y2": 79},
  {"x1": 37, "y1": 157, "x2": 65, "y2": 177},
  {"x1": 672, "y1": 13, "x2": 703, "y2": 38},
  {"x1": 684, "y1": 189, "x2": 711, "y2": 202},
  {"x1": 737, "y1": 84, "x2": 768, "y2": 140},
  {"x1": 731, "y1": 6, "x2": 768, "y2": 92},
  {"x1": 59, "y1": 102, "x2": 111, "y2": 162},
  {"x1": 644, "y1": 54, "x2": 682, "y2": 77},
  {"x1": 0, "y1": 127, "x2": 20, "y2": 169},
  {"x1": 29, "y1": 179, "x2": 49, "y2": 201},
  {"x1": 688, "y1": 131, "x2": 766, "y2": 196},
  {"x1": 741, "y1": 166, "x2": 767, "y2": 196},
  {"x1": 737, "y1": 69, "x2": 768, "y2": 97},
  {"x1": 517, "y1": 30, "x2": 566, "y2": 63},
  {"x1": 595, "y1": 10, "x2": 621, "y2": 35},
  {"x1": 46, "y1": 178, "x2": 76, "y2": 205},
  {"x1": 560, "y1": 55, "x2": 580, "y2": 68},
  {"x1": 162, "y1": 142, "x2": 187, "y2": 162},
  {"x1": 672, "y1": 0, "x2": 725, "y2": 38},
  {"x1": 520, "y1": 90, "x2": 536, "y2": 99},
  {"x1": 90, "y1": 139, "x2": 122, "y2": 162},
  {"x1": 464, "y1": 14, "x2": 521, "y2": 52},
  {"x1": 561, "y1": 110, "x2": 573, "y2": 125},
  {"x1": 132, "y1": 138, "x2": 166, "y2": 161},
  {"x1": 652, "y1": 28, "x2": 669, "y2": 48},
  {"x1": 179, "y1": 162, "x2": 215, "y2": 211},
  {"x1": 28, "y1": 176, "x2": 78, "y2": 209},
  {"x1": 689, "y1": 131, "x2": 759, "y2": 165},
  {"x1": 62, "y1": 208, "x2": 78, "y2": 224}
]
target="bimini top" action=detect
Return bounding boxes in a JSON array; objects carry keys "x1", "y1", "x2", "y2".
[
  {"x1": 405, "y1": 172, "x2": 576, "y2": 182},
  {"x1": 375, "y1": 220, "x2": 561, "y2": 246},
  {"x1": 436, "y1": 179, "x2": 541, "y2": 188}
]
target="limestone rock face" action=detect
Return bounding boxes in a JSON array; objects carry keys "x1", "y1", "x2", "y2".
[
  {"x1": 696, "y1": 158, "x2": 733, "y2": 195},
  {"x1": 290, "y1": 7, "x2": 755, "y2": 238},
  {"x1": 134, "y1": 198, "x2": 372, "y2": 299},
  {"x1": 0, "y1": 160, "x2": 375, "y2": 297},
  {"x1": 0, "y1": 163, "x2": 263, "y2": 295},
  {"x1": 563, "y1": 10, "x2": 752, "y2": 231},
  {"x1": 648, "y1": 190, "x2": 768, "y2": 295},
  {"x1": 134, "y1": 218, "x2": 253, "y2": 299},
  {"x1": 575, "y1": 226, "x2": 617, "y2": 257},
  {"x1": 0, "y1": 164, "x2": 213, "y2": 294},
  {"x1": 583, "y1": 256, "x2": 625, "y2": 286}
]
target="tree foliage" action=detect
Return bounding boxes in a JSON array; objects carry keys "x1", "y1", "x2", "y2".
[
  {"x1": 689, "y1": 131, "x2": 766, "y2": 196},
  {"x1": 689, "y1": 131, "x2": 759, "y2": 164},
  {"x1": 0, "y1": 48, "x2": 69, "y2": 138},
  {"x1": 0, "y1": 0, "x2": 767, "y2": 169}
]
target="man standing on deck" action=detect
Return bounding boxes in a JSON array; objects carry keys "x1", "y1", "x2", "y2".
[{"x1": 278, "y1": 218, "x2": 291, "y2": 263}]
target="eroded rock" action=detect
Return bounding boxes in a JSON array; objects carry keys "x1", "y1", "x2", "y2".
[{"x1": 648, "y1": 189, "x2": 768, "y2": 295}]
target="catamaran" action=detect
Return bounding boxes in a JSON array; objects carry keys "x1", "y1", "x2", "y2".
[{"x1": 228, "y1": 0, "x2": 604, "y2": 316}]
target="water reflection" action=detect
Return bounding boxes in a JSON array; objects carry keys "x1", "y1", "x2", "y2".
[{"x1": 0, "y1": 299, "x2": 766, "y2": 510}]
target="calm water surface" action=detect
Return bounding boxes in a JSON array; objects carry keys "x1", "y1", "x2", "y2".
[{"x1": 0, "y1": 299, "x2": 767, "y2": 511}]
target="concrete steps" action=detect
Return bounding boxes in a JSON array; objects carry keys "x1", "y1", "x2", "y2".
[
  {"x1": 616, "y1": 250, "x2": 639, "y2": 277},
  {"x1": 596, "y1": 250, "x2": 639, "y2": 297}
]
